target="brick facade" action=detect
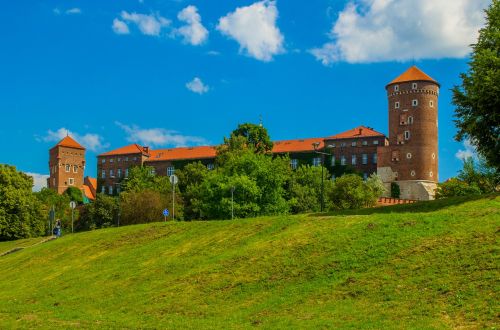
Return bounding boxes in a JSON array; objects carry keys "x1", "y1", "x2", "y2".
[{"x1": 47, "y1": 137, "x2": 86, "y2": 194}]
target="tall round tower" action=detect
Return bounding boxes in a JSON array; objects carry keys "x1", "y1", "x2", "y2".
[{"x1": 378, "y1": 66, "x2": 439, "y2": 200}]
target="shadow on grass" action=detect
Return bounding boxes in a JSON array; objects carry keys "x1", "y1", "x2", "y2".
[{"x1": 309, "y1": 194, "x2": 498, "y2": 217}]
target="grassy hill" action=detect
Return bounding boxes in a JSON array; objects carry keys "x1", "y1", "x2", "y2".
[{"x1": 0, "y1": 195, "x2": 498, "y2": 329}]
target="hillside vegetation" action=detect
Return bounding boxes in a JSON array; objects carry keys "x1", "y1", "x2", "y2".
[{"x1": 0, "y1": 195, "x2": 498, "y2": 329}]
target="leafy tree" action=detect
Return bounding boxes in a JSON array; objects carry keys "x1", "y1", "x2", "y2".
[
  {"x1": 0, "y1": 165, "x2": 46, "y2": 241},
  {"x1": 435, "y1": 178, "x2": 482, "y2": 199},
  {"x1": 176, "y1": 162, "x2": 209, "y2": 220},
  {"x1": 457, "y1": 157, "x2": 499, "y2": 193},
  {"x1": 217, "y1": 123, "x2": 273, "y2": 161},
  {"x1": 391, "y1": 182, "x2": 400, "y2": 199},
  {"x1": 77, "y1": 194, "x2": 119, "y2": 230},
  {"x1": 288, "y1": 165, "x2": 333, "y2": 213},
  {"x1": 452, "y1": 0, "x2": 500, "y2": 171},
  {"x1": 329, "y1": 174, "x2": 382, "y2": 210},
  {"x1": 65, "y1": 186, "x2": 83, "y2": 203},
  {"x1": 35, "y1": 188, "x2": 72, "y2": 232},
  {"x1": 120, "y1": 190, "x2": 181, "y2": 224},
  {"x1": 365, "y1": 174, "x2": 386, "y2": 203}
]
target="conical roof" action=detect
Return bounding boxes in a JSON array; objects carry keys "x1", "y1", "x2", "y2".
[
  {"x1": 387, "y1": 66, "x2": 439, "y2": 87},
  {"x1": 55, "y1": 136, "x2": 85, "y2": 150}
]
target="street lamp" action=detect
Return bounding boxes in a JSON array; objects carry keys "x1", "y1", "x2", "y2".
[{"x1": 312, "y1": 142, "x2": 333, "y2": 212}]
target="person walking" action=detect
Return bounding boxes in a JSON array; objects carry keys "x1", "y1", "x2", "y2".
[{"x1": 53, "y1": 219, "x2": 62, "y2": 238}]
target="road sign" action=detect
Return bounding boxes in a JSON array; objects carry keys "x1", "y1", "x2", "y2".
[
  {"x1": 163, "y1": 209, "x2": 169, "y2": 217},
  {"x1": 69, "y1": 201, "x2": 77, "y2": 209},
  {"x1": 169, "y1": 175, "x2": 178, "y2": 185}
]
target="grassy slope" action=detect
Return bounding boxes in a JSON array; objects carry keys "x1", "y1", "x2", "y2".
[{"x1": 0, "y1": 195, "x2": 498, "y2": 329}]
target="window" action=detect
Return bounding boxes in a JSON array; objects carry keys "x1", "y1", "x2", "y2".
[
  {"x1": 331, "y1": 155, "x2": 336, "y2": 166},
  {"x1": 73, "y1": 165, "x2": 78, "y2": 173},
  {"x1": 430, "y1": 100, "x2": 434, "y2": 107},
  {"x1": 207, "y1": 163, "x2": 215, "y2": 170},
  {"x1": 395, "y1": 101, "x2": 400, "y2": 109},
  {"x1": 340, "y1": 156, "x2": 346, "y2": 166},
  {"x1": 362, "y1": 140, "x2": 368, "y2": 146},
  {"x1": 117, "y1": 186, "x2": 121, "y2": 194},
  {"x1": 101, "y1": 159, "x2": 106, "y2": 164},
  {"x1": 133, "y1": 157, "x2": 137, "y2": 161},
  {"x1": 117, "y1": 157, "x2": 121, "y2": 162},
  {"x1": 373, "y1": 153, "x2": 378, "y2": 164},
  {"x1": 109, "y1": 186, "x2": 113, "y2": 195},
  {"x1": 432, "y1": 153, "x2": 436, "y2": 160},
  {"x1": 363, "y1": 173, "x2": 368, "y2": 180},
  {"x1": 101, "y1": 186, "x2": 105, "y2": 193},
  {"x1": 407, "y1": 153, "x2": 412, "y2": 159},
  {"x1": 167, "y1": 166, "x2": 175, "y2": 176},
  {"x1": 362, "y1": 154, "x2": 368, "y2": 165},
  {"x1": 404, "y1": 131, "x2": 411, "y2": 140},
  {"x1": 351, "y1": 141, "x2": 357, "y2": 147},
  {"x1": 392, "y1": 150, "x2": 400, "y2": 162},
  {"x1": 330, "y1": 143, "x2": 336, "y2": 148},
  {"x1": 411, "y1": 170, "x2": 416, "y2": 177},
  {"x1": 150, "y1": 168, "x2": 156, "y2": 175},
  {"x1": 373, "y1": 140, "x2": 379, "y2": 145},
  {"x1": 65, "y1": 164, "x2": 70, "y2": 172},
  {"x1": 312, "y1": 157, "x2": 321, "y2": 167},
  {"x1": 101, "y1": 170, "x2": 106, "y2": 179},
  {"x1": 110, "y1": 169, "x2": 114, "y2": 178},
  {"x1": 69, "y1": 178, "x2": 74, "y2": 185},
  {"x1": 290, "y1": 159, "x2": 298, "y2": 170},
  {"x1": 412, "y1": 99, "x2": 418, "y2": 107},
  {"x1": 110, "y1": 158, "x2": 114, "y2": 163},
  {"x1": 412, "y1": 82, "x2": 418, "y2": 90},
  {"x1": 340, "y1": 142, "x2": 346, "y2": 147},
  {"x1": 429, "y1": 171, "x2": 434, "y2": 178},
  {"x1": 125, "y1": 157, "x2": 129, "y2": 162},
  {"x1": 394, "y1": 85, "x2": 399, "y2": 92},
  {"x1": 408, "y1": 116, "x2": 414, "y2": 125},
  {"x1": 125, "y1": 168, "x2": 129, "y2": 177},
  {"x1": 351, "y1": 155, "x2": 357, "y2": 165},
  {"x1": 117, "y1": 169, "x2": 122, "y2": 178}
]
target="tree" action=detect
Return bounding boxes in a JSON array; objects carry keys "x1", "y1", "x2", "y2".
[
  {"x1": 452, "y1": 0, "x2": 500, "y2": 171},
  {"x1": 457, "y1": 157, "x2": 499, "y2": 193},
  {"x1": 0, "y1": 165, "x2": 46, "y2": 241},
  {"x1": 329, "y1": 174, "x2": 383, "y2": 210},
  {"x1": 435, "y1": 178, "x2": 482, "y2": 199},
  {"x1": 77, "y1": 194, "x2": 119, "y2": 230},
  {"x1": 217, "y1": 123, "x2": 273, "y2": 160},
  {"x1": 120, "y1": 190, "x2": 180, "y2": 225},
  {"x1": 175, "y1": 162, "x2": 209, "y2": 220},
  {"x1": 65, "y1": 186, "x2": 83, "y2": 203},
  {"x1": 288, "y1": 165, "x2": 333, "y2": 213},
  {"x1": 35, "y1": 188, "x2": 72, "y2": 231}
]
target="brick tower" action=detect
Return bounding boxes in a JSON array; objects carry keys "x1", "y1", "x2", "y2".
[
  {"x1": 377, "y1": 66, "x2": 439, "y2": 200},
  {"x1": 48, "y1": 135, "x2": 86, "y2": 194}
]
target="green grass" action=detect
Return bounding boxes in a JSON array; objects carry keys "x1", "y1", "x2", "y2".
[{"x1": 0, "y1": 195, "x2": 498, "y2": 329}]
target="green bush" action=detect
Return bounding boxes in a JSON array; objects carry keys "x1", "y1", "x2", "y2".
[
  {"x1": 391, "y1": 182, "x2": 400, "y2": 199},
  {"x1": 329, "y1": 174, "x2": 383, "y2": 210},
  {"x1": 435, "y1": 178, "x2": 482, "y2": 199}
]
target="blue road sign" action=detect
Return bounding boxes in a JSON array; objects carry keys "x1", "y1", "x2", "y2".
[{"x1": 163, "y1": 209, "x2": 169, "y2": 217}]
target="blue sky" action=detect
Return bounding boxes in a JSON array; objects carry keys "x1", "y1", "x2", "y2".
[{"x1": 0, "y1": 0, "x2": 491, "y2": 189}]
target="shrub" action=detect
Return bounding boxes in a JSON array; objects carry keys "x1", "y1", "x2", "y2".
[
  {"x1": 391, "y1": 182, "x2": 400, "y2": 199},
  {"x1": 329, "y1": 174, "x2": 382, "y2": 210},
  {"x1": 435, "y1": 178, "x2": 482, "y2": 199}
]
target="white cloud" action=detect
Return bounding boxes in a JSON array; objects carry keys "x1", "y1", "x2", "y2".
[
  {"x1": 118, "y1": 11, "x2": 171, "y2": 36},
  {"x1": 206, "y1": 50, "x2": 221, "y2": 56},
  {"x1": 66, "y1": 8, "x2": 81, "y2": 15},
  {"x1": 217, "y1": 0, "x2": 284, "y2": 61},
  {"x1": 176, "y1": 6, "x2": 209, "y2": 45},
  {"x1": 116, "y1": 122, "x2": 208, "y2": 147},
  {"x1": 186, "y1": 77, "x2": 209, "y2": 94},
  {"x1": 53, "y1": 8, "x2": 61, "y2": 15},
  {"x1": 25, "y1": 172, "x2": 49, "y2": 192},
  {"x1": 310, "y1": 0, "x2": 490, "y2": 64},
  {"x1": 38, "y1": 128, "x2": 108, "y2": 152},
  {"x1": 112, "y1": 18, "x2": 130, "y2": 35},
  {"x1": 456, "y1": 139, "x2": 478, "y2": 161}
]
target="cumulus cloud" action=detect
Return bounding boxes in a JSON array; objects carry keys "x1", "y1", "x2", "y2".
[
  {"x1": 456, "y1": 139, "x2": 478, "y2": 161},
  {"x1": 186, "y1": 77, "x2": 209, "y2": 94},
  {"x1": 25, "y1": 172, "x2": 49, "y2": 192},
  {"x1": 116, "y1": 122, "x2": 208, "y2": 147},
  {"x1": 217, "y1": 0, "x2": 284, "y2": 61},
  {"x1": 116, "y1": 11, "x2": 171, "y2": 36},
  {"x1": 37, "y1": 128, "x2": 108, "y2": 152},
  {"x1": 310, "y1": 0, "x2": 490, "y2": 64},
  {"x1": 112, "y1": 18, "x2": 130, "y2": 35},
  {"x1": 176, "y1": 5, "x2": 208, "y2": 45},
  {"x1": 66, "y1": 8, "x2": 81, "y2": 15}
]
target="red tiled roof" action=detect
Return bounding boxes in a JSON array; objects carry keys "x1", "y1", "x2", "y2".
[
  {"x1": 388, "y1": 66, "x2": 438, "y2": 86},
  {"x1": 148, "y1": 146, "x2": 217, "y2": 162},
  {"x1": 327, "y1": 126, "x2": 385, "y2": 140},
  {"x1": 54, "y1": 136, "x2": 85, "y2": 150},
  {"x1": 82, "y1": 185, "x2": 95, "y2": 200},
  {"x1": 99, "y1": 144, "x2": 148, "y2": 156},
  {"x1": 85, "y1": 177, "x2": 97, "y2": 191},
  {"x1": 272, "y1": 137, "x2": 324, "y2": 153}
]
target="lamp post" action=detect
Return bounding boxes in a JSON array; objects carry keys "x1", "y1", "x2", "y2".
[{"x1": 312, "y1": 142, "x2": 333, "y2": 212}]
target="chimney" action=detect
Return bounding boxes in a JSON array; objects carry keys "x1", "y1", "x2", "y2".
[{"x1": 143, "y1": 146, "x2": 149, "y2": 154}]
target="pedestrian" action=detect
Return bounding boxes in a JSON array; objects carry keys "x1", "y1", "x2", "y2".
[{"x1": 54, "y1": 219, "x2": 62, "y2": 238}]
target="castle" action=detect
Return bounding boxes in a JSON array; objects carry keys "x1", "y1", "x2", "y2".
[{"x1": 48, "y1": 66, "x2": 439, "y2": 201}]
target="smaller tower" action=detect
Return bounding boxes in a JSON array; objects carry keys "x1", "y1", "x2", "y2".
[
  {"x1": 377, "y1": 66, "x2": 439, "y2": 200},
  {"x1": 48, "y1": 136, "x2": 86, "y2": 194}
]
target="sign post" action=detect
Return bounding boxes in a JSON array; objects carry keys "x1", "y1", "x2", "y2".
[
  {"x1": 69, "y1": 201, "x2": 76, "y2": 233},
  {"x1": 169, "y1": 175, "x2": 178, "y2": 221}
]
